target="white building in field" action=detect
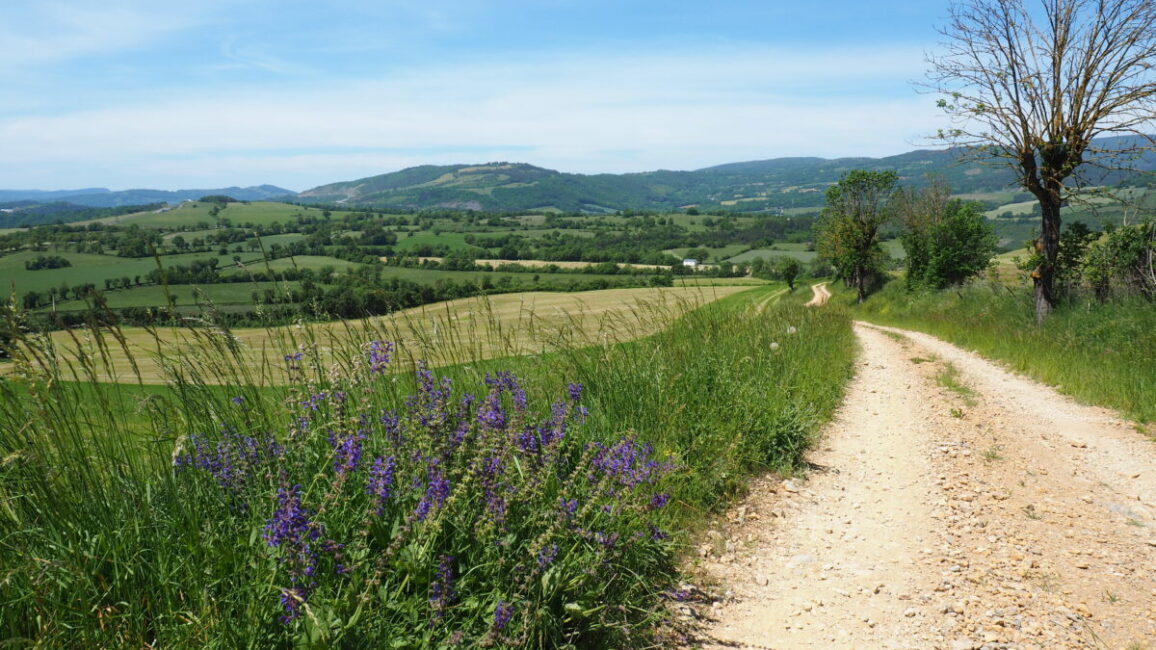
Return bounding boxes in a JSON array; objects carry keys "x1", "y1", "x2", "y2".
[{"x1": 682, "y1": 258, "x2": 699, "y2": 268}]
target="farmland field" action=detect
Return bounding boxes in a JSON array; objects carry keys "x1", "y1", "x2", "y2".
[
  {"x1": 20, "y1": 285, "x2": 755, "y2": 384},
  {"x1": 79, "y1": 201, "x2": 339, "y2": 228}
]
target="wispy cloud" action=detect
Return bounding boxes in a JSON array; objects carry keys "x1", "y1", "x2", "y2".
[
  {"x1": 0, "y1": 1, "x2": 210, "y2": 69},
  {"x1": 0, "y1": 42, "x2": 943, "y2": 189}
]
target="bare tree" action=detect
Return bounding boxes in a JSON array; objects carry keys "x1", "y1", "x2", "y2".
[{"x1": 927, "y1": 0, "x2": 1156, "y2": 322}]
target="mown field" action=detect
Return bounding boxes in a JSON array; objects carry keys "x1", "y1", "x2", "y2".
[{"x1": 13, "y1": 285, "x2": 753, "y2": 384}]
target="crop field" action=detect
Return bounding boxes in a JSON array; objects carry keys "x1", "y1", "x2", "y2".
[
  {"x1": 83, "y1": 201, "x2": 338, "y2": 228},
  {"x1": 18, "y1": 285, "x2": 754, "y2": 384}
]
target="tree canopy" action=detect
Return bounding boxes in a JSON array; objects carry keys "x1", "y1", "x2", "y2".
[{"x1": 815, "y1": 170, "x2": 898, "y2": 303}]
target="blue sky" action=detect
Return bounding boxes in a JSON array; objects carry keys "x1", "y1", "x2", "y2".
[{"x1": 1, "y1": 0, "x2": 957, "y2": 191}]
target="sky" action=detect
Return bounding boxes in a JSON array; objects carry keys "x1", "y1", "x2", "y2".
[{"x1": 0, "y1": 0, "x2": 959, "y2": 191}]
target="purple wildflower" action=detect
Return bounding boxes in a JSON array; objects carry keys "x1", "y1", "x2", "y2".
[
  {"x1": 567, "y1": 382, "x2": 583, "y2": 403},
  {"x1": 410, "y1": 363, "x2": 454, "y2": 430},
  {"x1": 429, "y1": 555, "x2": 456, "y2": 619},
  {"x1": 415, "y1": 467, "x2": 451, "y2": 521},
  {"x1": 367, "y1": 456, "x2": 396, "y2": 516},
  {"x1": 263, "y1": 485, "x2": 323, "y2": 622},
  {"x1": 493, "y1": 600, "x2": 514, "y2": 631},
  {"x1": 174, "y1": 431, "x2": 281, "y2": 493},
  {"x1": 648, "y1": 492, "x2": 671, "y2": 510},
  {"x1": 367, "y1": 340, "x2": 393, "y2": 375},
  {"x1": 303, "y1": 392, "x2": 327, "y2": 411},
  {"x1": 380, "y1": 409, "x2": 402, "y2": 444},
  {"x1": 536, "y1": 543, "x2": 558, "y2": 569},
  {"x1": 484, "y1": 371, "x2": 527, "y2": 412},
  {"x1": 589, "y1": 438, "x2": 672, "y2": 488},
  {"x1": 328, "y1": 429, "x2": 365, "y2": 476},
  {"x1": 477, "y1": 390, "x2": 506, "y2": 431}
]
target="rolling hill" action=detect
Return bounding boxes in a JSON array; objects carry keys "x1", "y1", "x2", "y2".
[{"x1": 8, "y1": 140, "x2": 1154, "y2": 219}]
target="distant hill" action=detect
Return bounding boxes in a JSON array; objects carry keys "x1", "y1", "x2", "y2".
[
  {"x1": 293, "y1": 154, "x2": 1015, "y2": 213},
  {"x1": 9, "y1": 140, "x2": 1153, "y2": 217},
  {"x1": 0, "y1": 184, "x2": 295, "y2": 208},
  {"x1": 296, "y1": 137, "x2": 1155, "y2": 213}
]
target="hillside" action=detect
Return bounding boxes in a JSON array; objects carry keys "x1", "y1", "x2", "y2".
[
  {"x1": 296, "y1": 155, "x2": 1016, "y2": 213},
  {"x1": 298, "y1": 142, "x2": 1156, "y2": 213},
  {"x1": 8, "y1": 140, "x2": 1154, "y2": 218}
]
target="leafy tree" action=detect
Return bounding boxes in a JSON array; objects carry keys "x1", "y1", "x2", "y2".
[
  {"x1": 1083, "y1": 218, "x2": 1156, "y2": 299},
  {"x1": 923, "y1": 202, "x2": 997, "y2": 288},
  {"x1": 815, "y1": 170, "x2": 898, "y2": 302},
  {"x1": 928, "y1": 0, "x2": 1156, "y2": 322},
  {"x1": 897, "y1": 181, "x2": 997, "y2": 289},
  {"x1": 774, "y1": 257, "x2": 802, "y2": 292},
  {"x1": 894, "y1": 179, "x2": 954, "y2": 289}
]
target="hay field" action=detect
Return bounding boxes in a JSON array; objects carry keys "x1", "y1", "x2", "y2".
[{"x1": 14, "y1": 285, "x2": 753, "y2": 384}]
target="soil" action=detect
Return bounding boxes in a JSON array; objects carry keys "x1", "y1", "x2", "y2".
[{"x1": 681, "y1": 315, "x2": 1156, "y2": 649}]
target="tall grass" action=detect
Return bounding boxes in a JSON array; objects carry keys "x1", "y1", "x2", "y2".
[
  {"x1": 853, "y1": 280, "x2": 1156, "y2": 424},
  {"x1": 0, "y1": 284, "x2": 853, "y2": 647}
]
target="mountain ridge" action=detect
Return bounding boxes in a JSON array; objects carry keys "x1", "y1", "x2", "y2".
[
  {"x1": 0, "y1": 184, "x2": 295, "y2": 208},
  {"x1": 7, "y1": 139, "x2": 1153, "y2": 215}
]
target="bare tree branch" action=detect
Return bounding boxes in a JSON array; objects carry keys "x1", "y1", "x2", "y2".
[{"x1": 924, "y1": 0, "x2": 1156, "y2": 321}]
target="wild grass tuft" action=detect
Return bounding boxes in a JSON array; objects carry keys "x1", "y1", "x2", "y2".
[{"x1": 936, "y1": 362, "x2": 978, "y2": 407}]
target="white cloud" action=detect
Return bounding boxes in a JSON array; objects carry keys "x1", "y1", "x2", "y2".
[
  {"x1": 0, "y1": 1, "x2": 215, "y2": 70},
  {"x1": 0, "y1": 44, "x2": 945, "y2": 188}
]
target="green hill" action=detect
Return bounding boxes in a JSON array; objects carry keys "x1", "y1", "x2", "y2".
[{"x1": 298, "y1": 150, "x2": 1139, "y2": 214}]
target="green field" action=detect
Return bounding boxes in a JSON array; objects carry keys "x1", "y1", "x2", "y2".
[
  {"x1": 1, "y1": 250, "x2": 279, "y2": 296},
  {"x1": 394, "y1": 230, "x2": 474, "y2": 251},
  {"x1": 727, "y1": 243, "x2": 817, "y2": 263},
  {"x1": 50, "y1": 281, "x2": 300, "y2": 310},
  {"x1": 664, "y1": 243, "x2": 751, "y2": 261},
  {"x1": 83, "y1": 201, "x2": 341, "y2": 229}
]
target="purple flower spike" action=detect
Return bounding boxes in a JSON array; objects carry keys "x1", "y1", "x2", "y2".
[
  {"x1": 429, "y1": 555, "x2": 456, "y2": 619},
  {"x1": 493, "y1": 600, "x2": 514, "y2": 631},
  {"x1": 367, "y1": 456, "x2": 396, "y2": 516},
  {"x1": 415, "y1": 468, "x2": 451, "y2": 521},
  {"x1": 263, "y1": 485, "x2": 324, "y2": 622},
  {"x1": 367, "y1": 340, "x2": 394, "y2": 375}
]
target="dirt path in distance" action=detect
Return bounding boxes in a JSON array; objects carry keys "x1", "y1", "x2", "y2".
[
  {"x1": 804, "y1": 283, "x2": 831, "y2": 307},
  {"x1": 684, "y1": 322, "x2": 1156, "y2": 649}
]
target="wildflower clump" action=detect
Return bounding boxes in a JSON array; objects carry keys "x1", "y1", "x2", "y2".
[{"x1": 175, "y1": 340, "x2": 678, "y2": 647}]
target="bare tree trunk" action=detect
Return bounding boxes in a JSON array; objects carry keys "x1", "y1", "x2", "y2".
[{"x1": 1032, "y1": 196, "x2": 1062, "y2": 324}]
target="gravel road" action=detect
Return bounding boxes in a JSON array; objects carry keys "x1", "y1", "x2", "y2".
[{"x1": 685, "y1": 321, "x2": 1156, "y2": 649}]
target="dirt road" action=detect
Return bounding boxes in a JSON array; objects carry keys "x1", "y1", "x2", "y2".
[
  {"x1": 803, "y1": 283, "x2": 831, "y2": 307},
  {"x1": 687, "y1": 322, "x2": 1156, "y2": 649}
]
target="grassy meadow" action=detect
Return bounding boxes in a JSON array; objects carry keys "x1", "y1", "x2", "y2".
[{"x1": 0, "y1": 281, "x2": 855, "y2": 647}]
